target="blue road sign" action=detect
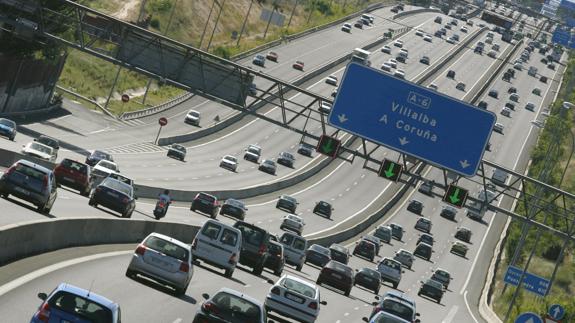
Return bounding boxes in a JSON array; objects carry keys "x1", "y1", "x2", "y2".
[
  {"x1": 548, "y1": 304, "x2": 565, "y2": 320},
  {"x1": 504, "y1": 265, "x2": 551, "y2": 297},
  {"x1": 561, "y1": 0, "x2": 575, "y2": 11},
  {"x1": 552, "y1": 28, "x2": 571, "y2": 46},
  {"x1": 515, "y1": 312, "x2": 543, "y2": 323},
  {"x1": 328, "y1": 63, "x2": 495, "y2": 177},
  {"x1": 566, "y1": 17, "x2": 575, "y2": 28}
]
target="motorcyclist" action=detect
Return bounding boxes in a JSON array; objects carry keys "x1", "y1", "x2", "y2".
[{"x1": 156, "y1": 189, "x2": 171, "y2": 216}]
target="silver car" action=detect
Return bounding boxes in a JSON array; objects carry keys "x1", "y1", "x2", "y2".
[
  {"x1": 394, "y1": 249, "x2": 415, "y2": 270},
  {"x1": 126, "y1": 232, "x2": 193, "y2": 296},
  {"x1": 281, "y1": 214, "x2": 305, "y2": 235}
]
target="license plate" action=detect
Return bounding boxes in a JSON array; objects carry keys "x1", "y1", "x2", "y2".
[
  {"x1": 286, "y1": 293, "x2": 303, "y2": 303},
  {"x1": 63, "y1": 176, "x2": 74, "y2": 182},
  {"x1": 61, "y1": 320, "x2": 71, "y2": 323},
  {"x1": 331, "y1": 273, "x2": 342, "y2": 279},
  {"x1": 14, "y1": 186, "x2": 29, "y2": 195}
]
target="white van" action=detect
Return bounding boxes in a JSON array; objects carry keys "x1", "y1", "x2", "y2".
[
  {"x1": 192, "y1": 220, "x2": 242, "y2": 278},
  {"x1": 279, "y1": 232, "x2": 308, "y2": 271},
  {"x1": 491, "y1": 168, "x2": 510, "y2": 186}
]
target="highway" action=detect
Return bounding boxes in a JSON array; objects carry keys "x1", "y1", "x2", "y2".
[{"x1": 0, "y1": 4, "x2": 568, "y2": 323}]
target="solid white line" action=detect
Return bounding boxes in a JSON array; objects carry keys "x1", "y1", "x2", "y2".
[
  {"x1": 442, "y1": 305, "x2": 459, "y2": 323},
  {"x1": 464, "y1": 291, "x2": 480, "y2": 323},
  {"x1": 0, "y1": 251, "x2": 132, "y2": 297}
]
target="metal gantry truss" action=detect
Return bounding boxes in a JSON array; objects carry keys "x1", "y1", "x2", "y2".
[{"x1": 1, "y1": 0, "x2": 574, "y2": 241}]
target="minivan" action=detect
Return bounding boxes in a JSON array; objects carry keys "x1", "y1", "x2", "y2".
[
  {"x1": 233, "y1": 221, "x2": 271, "y2": 275},
  {"x1": 279, "y1": 232, "x2": 308, "y2": 271},
  {"x1": 192, "y1": 220, "x2": 242, "y2": 278}
]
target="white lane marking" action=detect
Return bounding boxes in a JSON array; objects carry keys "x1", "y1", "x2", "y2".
[
  {"x1": 0, "y1": 251, "x2": 132, "y2": 297},
  {"x1": 464, "y1": 291, "x2": 480, "y2": 323},
  {"x1": 442, "y1": 305, "x2": 459, "y2": 323},
  {"x1": 172, "y1": 319, "x2": 183, "y2": 323}
]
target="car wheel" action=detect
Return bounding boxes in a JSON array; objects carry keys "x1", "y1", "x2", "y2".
[
  {"x1": 408, "y1": 264, "x2": 412, "y2": 270},
  {"x1": 274, "y1": 267, "x2": 283, "y2": 276},
  {"x1": 211, "y1": 211, "x2": 217, "y2": 219},
  {"x1": 125, "y1": 269, "x2": 136, "y2": 278},
  {"x1": 374, "y1": 287, "x2": 380, "y2": 294},
  {"x1": 296, "y1": 263, "x2": 303, "y2": 271},
  {"x1": 417, "y1": 292, "x2": 421, "y2": 296},
  {"x1": 393, "y1": 283, "x2": 398, "y2": 289},
  {"x1": 174, "y1": 284, "x2": 187, "y2": 297},
  {"x1": 436, "y1": 298, "x2": 441, "y2": 304},
  {"x1": 1, "y1": 192, "x2": 8, "y2": 199},
  {"x1": 81, "y1": 188, "x2": 90, "y2": 197},
  {"x1": 253, "y1": 265, "x2": 263, "y2": 276},
  {"x1": 88, "y1": 199, "x2": 96, "y2": 207},
  {"x1": 344, "y1": 288, "x2": 351, "y2": 297},
  {"x1": 225, "y1": 268, "x2": 234, "y2": 278},
  {"x1": 370, "y1": 256, "x2": 374, "y2": 262},
  {"x1": 190, "y1": 206, "x2": 195, "y2": 211},
  {"x1": 316, "y1": 279, "x2": 322, "y2": 285}
]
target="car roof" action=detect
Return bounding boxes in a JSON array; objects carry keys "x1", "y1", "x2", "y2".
[
  {"x1": 14, "y1": 159, "x2": 52, "y2": 174},
  {"x1": 382, "y1": 290, "x2": 416, "y2": 307},
  {"x1": 147, "y1": 232, "x2": 191, "y2": 250},
  {"x1": 281, "y1": 274, "x2": 318, "y2": 290},
  {"x1": 56, "y1": 283, "x2": 119, "y2": 310}
]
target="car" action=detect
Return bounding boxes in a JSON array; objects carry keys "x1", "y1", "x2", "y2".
[
  {"x1": 184, "y1": 109, "x2": 201, "y2": 126},
  {"x1": 432, "y1": 269, "x2": 452, "y2": 289},
  {"x1": 509, "y1": 93, "x2": 519, "y2": 102},
  {"x1": 89, "y1": 177, "x2": 135, "y2": 217},
  {"x1": 281, "y1": 214, "x2": 305, "y2": 235},
  {"x1": 434, "y1": 30, "x2": 443, "y2": 38},
  {"x1": 492, "y1": 43, "x2": 500, "y2": 51},
  {"x1": 540, "y1": 75, "x2": 548, "y2": 83},
  {"x1": 362, "y1": 235, "x2": 382, "y2": 254},
  {"x1": 219, "y1": 198, "x2": 247, "y2": 220},
  {"x1": 191, "y1": 220, "x2": 240, "y2": 278},
  {"x1": 85, "y1": 150, "x2": 113, "y2": 167},
  {"x1": 376, "y1": 257, "x2": 403, "y2": 289},
  {"x1": 418, "y1": 278, "x2": 444, "y2": 303},
  {"x1": 0, "y1": 118, "x2": 17, "y2": 141},
  {"x1": 126, "y1": 232, "x2": 193, "y2": 295},
  {"x1": 419, "y1": 56, "x2": 430, "y2": 64},
  {"x1": 500, "y1": 107, "x2": 512, "y2": 117},
  {"x1": 445, "y1": 23, "x2": 452, "y2": 30},
  {"x1": 0, "y1": 159, "x2": 57, "y2": 214},
  {"x1": 167, "y1": 144, "x2": 186, "y2": 161},
  {"x1": 407, "y1": 199, "x2": 424, "y2": 214},
  {"x1": 265, "y1": 275, "x2": 325, "y2": 323},
  {"x1": 452, "y1": 34, "x2": 460, "y2": 41},
  {"x1": 353, "y1": 239, "x2": 376, "y2": 261},
  {"x1": 330, "y1": 87, "x2": 338, "y2": 98},
  {"x1": 31, "y1": 283, "x2": 121, "y2": 323},
  {"x1": 280, "y1": 232, "x2": 307, "y2": 271},
  {"x1": 456, "y1": 82, "x2": 466, "y2": 91},
  {"x1": 107, "y1": 172, "x2": 133, "y2": 187},
  {"x1": 488, "y1": 89, "x2": 499, "y2": 98},
  {"x1": 474, "y1": 46, "x2": 483, "y2": 54},
  {"x1": 293, "y1": 60, "x2": 305, "y2": 70},
  {"x1": 341, "y1": 23, "x2": 352, "y2": 32},
  {"x1": 434, "y1": 16, "x2": 442, "y2": 23},
  {"x1": 276, "y1": 194, "x2": 298, "y2": 213},
  {"x1": 395, "y1": 55, "x2": 406, "y2": 63},
  {"x1": 354, "y1": 268, "x2": 381, "y2": 294},
  {"x1": 305, "y1": 244, "x2": 332, "y2": 267},
  {"x1": 447, "y1": 70, "x2": 456, "y2": 78},
  {"x1": 90, "y1": 159, "x2": 119, "y2": 186},
  {"x1": 394, "y1": 249, "x2": 415, "y2": 269},
  {"x1": 423, "y1": 34, "x2": 433, "y2": 42},
  {"x1": 325, "y1": 75, "x2": 338, "y2": 86},
  {"x1": 415, "y1": 29, "x2": 424, "y2": 36},
  {"x1": 297, "y1": 142, "x2": 314, "y2": 157},
  {"x1": 415, "y1": 217, "x2": 432, "y2": 233},
  {"x1": 354, "y1": 20, "x2": 364, "y2": 28},
  {"x1": 393, "y1": 69, "x2": 405, "y2": 79},
  {"x1": 264, "y1": 240, "x2": 285, "y2": 276},
  {"x1": 21, "y1": 142, "x2": 55, "y2": 162},
  {"x1": 439, "y1": 28, "x2": 447, "y2": 35},
  {"x1": 514, "y1": 62, "x2": 523, "y2": 70},
  {"x1": 450, "y1": 241, "x2": 469, "y2": 257},
  {"x1": 487, "y1": 50, "x2": 497, "y2": 58},
  {"x1": 390, "y1": 223, "x2": 404, "y2": 240},
  {"x1": 398, "y1": 48, "x2": 408, "y2": 58},
  {"x1": 414, "y1": 242, "x2": 433, "y2": 261},
  {"x1": 194, "y1": 288, "x2": 267, "y2": 323},
  {"x1": 316, "y1": 260, "x2": 355, "y2": 296},
  {"x1": 455, "y1": 227, "x2": 472, "y2": 242},
  {"x1": 277, "y1": 151, "x2": 296, "y2": 168},
  {"x1": 266, "y1": 51, "x2": 278, "y2": 62},
  {"x1": 368, "y1": 291, "x2": 420, "y2": 322},
  {"x1": 190, "y1": 192, "x2": 219, "y2": 218},
  {"x1": 478, "y1": 101, "x2": 488, "y2": 109},
  {"x1": 428, "y1": 83, "x2": 438, "y2": 91},
  {"x1": 244, "y1": 144, "x2": 262, "y2": 163},
  {"x1": 440, "y1": 205, "x2": 457, "y2": 220},
  {"x1": 258, "y1": 159, "x2": 277, "y2": 175},
  {"x1": 313, "y1": 200, "x2": 333, "y2": 218},
  {"x1": 387, "y1": 59, "x2": 397, "y2": 68},
  {"x1": 414, "y1": 231, "x2": 433, "y2": 247},
  {"x1": 393, "y1": 40, "x2": 403, "y2": 48},
  {"x1": 252, "y1": 54, "x2": 266, "y2": 66},
  {"x1": 35, "y1": 135, "x2": 59, "y2": 160},
  {"x1": 548, "y1": 63, "x2": 556, "y2": 70},
  {"x1": 446, "y1": 37, "x2": 456, "y2": 44},
  {"x1": 532, "y1": 88, "x2": 542, "y2": 96},
  {"x1": 219, "y1": 155, "x2": 238, "y2": 172},
  {"x1": 493, "y1": 122, "x2": 504, "y2": 134},
  {"x1": 381, "y1": 45, "x2": 391, "y2": 54},
  {"x1": 508, "y1": 86, "x2": 517, "y2": 94},
  {"x1": 525, "y1": 102, "x2": 536, "y2": 111},
  {"x1": 329, "y1": 243, "x2": 350, "y2": 264},
  {"x1": 374, "y1": 225, "x2": 392, "y2": 243},
  {"x1": 54, "y1": 158, "x2": 92, "y2": 196},
  {"x1": 234, "y1": 221, "x2": 272, "y2": 275}
]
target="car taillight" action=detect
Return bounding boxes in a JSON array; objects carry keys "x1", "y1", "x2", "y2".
[
  {"x1": 308, "y1": 302, "x2": 318, "y2": 310},
  {"x1": 202, "y1": 301, "x2": 218, "y2": 314},
  {"x1": 258, "y1": 244, "x2": 266, "y2": 255},
  {"x1": 135, "y1": 245, "x2": 146, "y2": 255},
  {"x1": 191, "y1": 238, "x2": 198, "y2": 250},
  {"x1": 5, "y1": 165, "x2": 16, "y2": 176},
  {"x1": 179, "y1": 262, "x2": 190, "y2": 273},
  {"x1": 271, "y1": 286, "x2": 281, "y2": 295},
  {"x1": 122, "y1": 197, "x2": 130, "y2": 204},
  {"x1": 373, "y1": 305, "x2": 382, "y2": 315},
  {"x1": 228, "y1": 253, "x2": 237, "y2": 264},
  {"x1": 35, "y1": 302, "x2": 50, "y2": 322},
  {"x1": 42, "y1": 175, "x2": 48, "y2": 190},
  {"x1": 95, "y1": 186, "x2": 102, "y2": 193}
]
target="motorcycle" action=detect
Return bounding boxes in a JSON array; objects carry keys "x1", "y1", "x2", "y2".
[{"x1": 154, "y1": 200, "x2": 170, "y2": 220}]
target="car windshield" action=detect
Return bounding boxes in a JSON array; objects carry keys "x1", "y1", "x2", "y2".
[
  {"x1": 281, "y1": 195, "x2": 296, "y2": 203},
  {"x1": 172, "y1": 144, "x2": 185, "y2": 152},
  {"x1": 226, "y1": 199, "x2": 245, "y2": 208},
  {"x1": 309, "y1": 244, "x2": 330, "y2": 255},
  {"x1": 286, "y1": 214, "x2": 302, "y2": 222},
  {"x1": 293, "y1": 237, "x2": 306, "y2": 251},
  {"x1": 426, "y1": 279, "x2": 444, "y2": 289},
  {"x1": 247, "y1": 147, "x2": 260, "y2": 155},
  {"x1": 48, "y1": 291, "x2": 113, "y2": 323},
  {"x1": 435, "y1": 270, "x2": 449, "y2": 280},
  {"x1": 360, "y1": 268, "x2": 380, "y2": 279},
  {"x1": 0, "y1": 119, "x2": 15, "y2": 127},
  {"x1": 236, "y1": 224, "x2": 265, "y2": 245},
  {"x1": 330, "y1": 244, "x2": 346, "y2": 253},
  {"x1": 380, "y1": 258, "x2": 401, "y2": 270},
  {"x1": 61, "y1": 159, "x2": 88, "y2": 173},
  {"x1": 30, "y1": 143, "x2": 52, "y2": 154},
  {"x1": 328, "y1": 261, "x2": 353, "y2": 275},
  {"x1": 97, "y1": 160, "x2": 117, "y2": 171},
  {"x1": 188, "y1": 111, "x2": 200, "y2": 117},
  {"x1": 282, "y1": 278, "x2": 316, "y2": 298},
  {"x1": 381, "y1": 299, "x2": 414, "y2": 321},
  {"x1": 144, "y1": 235, "x2": 189, "y2": 262},
  {"x1": 14, "y1": 163, "x2": 46, "y2": 181},
  {"x1": 280, "y1": 152, "x2": 294, "y2": 159},
  {"x1": 224, "y1": 156, "x2": 237, "y2": 163},
  {"x1": 211, "y1": 292, "x2": 261, "y2": 322},
  {"x1": 197, "y1": 193, "x2": 216, "y2": 203},
  {"x1": 93, "y1": 150, "x2": 111, "y2": 160},
  {"x1": 101, "y1": 178, "x2": 133, "y2": 197},
  {"x1": 263, "y1": 160, "x2": 275, "y2": 166}
]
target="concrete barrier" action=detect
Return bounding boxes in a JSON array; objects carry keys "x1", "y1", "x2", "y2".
[{"x1": 392, "y1": 7, "x2": 441, "y2": 19}]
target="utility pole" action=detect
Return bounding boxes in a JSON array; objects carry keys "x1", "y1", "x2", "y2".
[
  {"x1": 206, "y1": 0, "x2": 227, "y2": 52},
  {"x1": 307, "y1": 0, "x2": 315, "y2": 24},
  {"x1": 199, "y1": 0, "x2": 217, "y2": 49},
  {"x1": 286, "y1": 0, "x2": 299, "y2": 30},
  {"x1": 236, "y1": 0, "x2": 254, "y2": 47},
  {"x1": 263, "y1": 1, "x2": 278, "y2": 39}
]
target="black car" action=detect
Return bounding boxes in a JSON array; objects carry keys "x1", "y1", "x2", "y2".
[
  {"x1": 297, "y1": 143, "x2": 314, "y2": 157},
  {"x1": 488, "y1": 89, "x2": 499, "y2": 99},
  {"x1": 414, "y1": 242, "x2": 432, "y2": 261},
  {"x1": 305, "y1": 244, "x2": 332, "y2": 268},
  {"x1": 417, "y1": 233, "x2": 434, "y2": 246},
  {"x1": 447, "y1": 70, "x2": 456, "y2": 78},
  {"x1": 477, "y1": 101, "x2": 488, "y2": 110},
  {"x1": 317, "y1": 260, "x2": 355, "y2": 296},
  {"x1": 219, "y1": 198, "x2": 247, "y2": 220},
  {"x1": 276, "y1": 195, "x2": 298, "y2": 213},
  {"x1": 407, "y1": 199, "x2": 424, "y2": 214},
  {"x1": 354, "y1": 268, "x2": 381, "y2": 294},
  {"x1": 396, "y1": 55, "x2": 406, "y2": 63},
  {"x1": 313, "y1": 200, "x2": 333, "y2": 218},
  {"x1": 418, "y1": 180, "x2": 434, "y2": 195},
  {"x1": 85, "y1": 150, "x2": 113, "y2": 167},
  {"x1": 440, "y1": 205, "x2": 457, "y2": 220},
  {"x1": 390, "y1": 223, "x2": 404, "y2": 241},
  {"x1": 264, "y1": 240, "x2": 284, "y2": 276},
  {"x1": 89, "y1": 177, "x2": 135, "y2": 218},
  {"x1": 353, "y1": 240, "x2": 376, "y2": 262},
  {"x1": 167, "y1": 144, "x2": 186, "y2": 161},
  {"x1": 277, "y1": 151, "x2": 295, "y2": 168},
  {"x1": 508, "y1": 87, "x2": 517, "y2": 94},
  {"x1": 191, "y1": 192, "x2": 220, "y2": 218},
  {"x1": 233, "y1": 221, "x2": 271, "y2": 275},
  {"x1": 455, "y1": 227, "x2": 472, "y2": 243},
  {"x1": 418, "y1": 278, "x2": 445, "y2": 303},
  {"x1": 329, "y1": 244, "x2": 350, "y2": 265},
  {"x1": 194, "y1": 289, "x2": 264, "y2": 323},
  {"x1": 505, "y1": 102, "x2": 516, "y2": 110}
]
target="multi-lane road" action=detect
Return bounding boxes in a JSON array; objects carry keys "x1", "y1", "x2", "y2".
[{"x1": 0, "y1": 3, "x2": 568, "y2": 323}]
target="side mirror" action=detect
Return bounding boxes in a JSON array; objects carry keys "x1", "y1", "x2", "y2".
[
  {"x1": 416, "y1": 313, "x2": 421, "y2": 316},
  {"x1": 38, "y1": 292, "x2": 48, "y2": 301},
  {"x1": 202, "y1": 293, "x2": 210, "y2": 300},
  {"x1": 362, "y1": 318, "x2": 369, "y2": 322},
  {"x1": 371, "y1": 301, "x2": 379, "y2": 306},
  {"x1": 374, "y1": 295, "x2": 380, "y2": 301},
  {"x1": 320, "y1": 300, "x2": 327, "y2": 305},
  {"x1": 355, "y1": 268, "x2": 359, "y2": 271}
]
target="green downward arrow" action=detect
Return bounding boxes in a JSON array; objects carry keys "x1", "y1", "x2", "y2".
[
  {"x1": 322, "y1": 140, "x2": 334, "y2": 154},
  {"x1": 384, "y1": 162, "x2": 396, "y2": 178},
  {"x1": 449, "y1": 188, "x2": 461, "y2": 204}
]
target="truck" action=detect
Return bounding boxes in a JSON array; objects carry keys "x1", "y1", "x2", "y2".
[{"x1": 351, "y1": 48, "x2": 371, "y2": 66}]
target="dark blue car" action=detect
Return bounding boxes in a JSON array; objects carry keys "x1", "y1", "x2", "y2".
[
  {"x1": 89, "y1": 177, "x2": 136, "y2": 218},
  {"x1": 0, "y1": 118, "x2": 16, "y2": 141}
]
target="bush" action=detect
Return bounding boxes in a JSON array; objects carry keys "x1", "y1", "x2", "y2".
[
  {"x1": 149, "y1": 0, "x2": 172, "y2": 13},
  {"x1": 212, "y1": 46, "x2": 231, "y2": 59},
  {"x1": 150, "y1": 18, "x2": 160, "y2": 29},
  {"x1": 542, "y1": 242, "x2": 563, "y2": 261}
]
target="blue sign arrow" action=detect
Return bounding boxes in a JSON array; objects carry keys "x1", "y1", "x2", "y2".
[
  {"x1": 504, "y1": 266, "x2": 551, "y2": 297},
  {"x1": 329, "y1": 63, "x2": 495, "y2": 177},
  {"x1": 515, "y1": 312, "x2": 543, "y2": 323},
  {"x1": 548, "y1": 304, "x2": 565, "y2": 320}
]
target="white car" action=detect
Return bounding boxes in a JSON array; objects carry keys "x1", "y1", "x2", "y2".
[
  {"x1": 381, "y1": 45, "x2": 391, "y2": 54},
  {"x1": 387, "y1": 59, "x2": 397, "y2": 68},
  {"x1": 399, "y1": 48, "x2": 408, "y2": 58},
  {"x1": 423, "y1": 34, "x2": 433, "y2": 42},
  {"x1": 220, "y1": 155, "x2": 238, "y2": 172},
  {"x1": 393, "y1": 39, "x2": 403, "y2": 48},
  {"x1": 185, "y1": 109, "x2": 200, "y2": 126},
  {"x1": 91, "y1": 159, "x2": 120, "y2": 185},
  {"x1": 319, "y1": 101, "x2": 332, "y2": 115},
  {"x1": 381, "y1": 63, "x2": 392, "y2": 72},
  {"x1": 394, "y1": 69, "x2": 405, "y2": 79},
  {"x1": 500, "y1": 107, "x2": 512, "y2": 117},
  {"x1": 265, "y1": 275, "x2": 326, "y2": 323},
  {"x1": 460, "y1": 26, "x2": 468, "y2": 33},
  {"x1": 446, "y1": 37, "x2": 456, "y2": 44},
  {"x1": 415, "y1": 29, "x2": 424, "y2": 36},
  {"x1": 341, "y1": 23, "x2": 352, "y2": 32},
  {"x1": 493, "y1": 122, "x2": 504, "y2": 134},
  {"x1": 325, "y1": 75, "x2": 338, "y2": 86},
  {"x1": 280, "y1": 214, "x2": 305, "y2": 235},
  {"x1": 21, "y1": 142, "x2": 54, "y2": 162},
  {"x1": 428, "y1": 83, "x2": 438, "y2": 91}
]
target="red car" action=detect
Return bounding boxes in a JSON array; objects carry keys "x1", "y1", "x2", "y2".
[
  {"x1": 293, "y1": 60, "x2": 305, "y2": 71},
  {"x1": 266, "y1": 51, "x2": 278, "y2": 62},
  {"x1": 54, "y1": 158, "x2": 92, "y2": 196}
]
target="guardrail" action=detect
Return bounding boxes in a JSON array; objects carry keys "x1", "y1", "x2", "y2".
[
  {"x1": 56, "y1": 85, "x2": 117, "y2": 119},
  {"x1": 119, "y1": 91, "x2": 194, "y2": 120},
  {"x1": 392, "y1": 7, "x2": 441, "y2": 19}
]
